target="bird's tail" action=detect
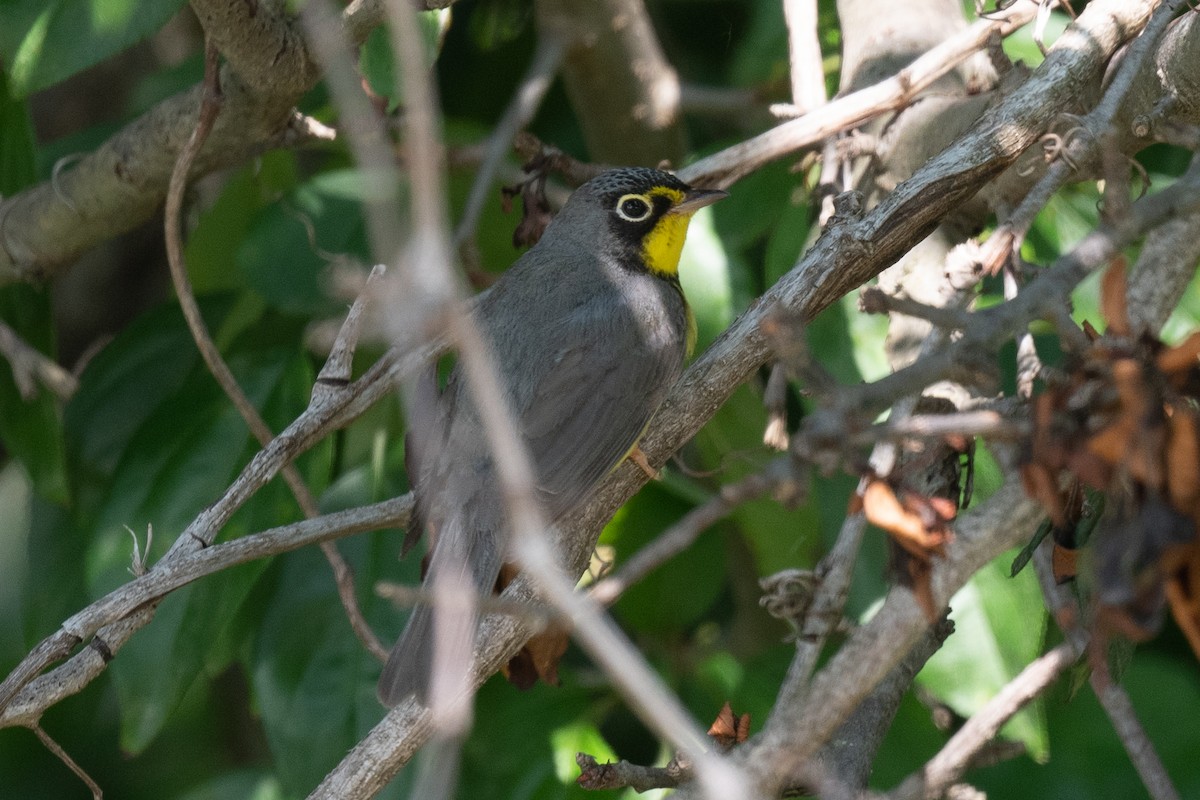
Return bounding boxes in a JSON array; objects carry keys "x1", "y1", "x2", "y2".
[
  {"x1": 377, "y1": 597, "x2": 436, "y2": 707},
  {"x1": 377, "y1": 518, "x2": 503, "y2": 708}
]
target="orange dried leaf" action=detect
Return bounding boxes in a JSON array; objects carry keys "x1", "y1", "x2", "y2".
[
  {"x1": 863, "y1": 480, "x2": 949, "y2": 557},
  {"x1": 1086, "y1": 417, "x2": 1137, "y2": 469},
  {"x1": 503, "y1": 626, "x2": 569, "y2": 689},
  {"x1": 1100, "y1": 257, "x2": 1131, "y2": 336},
  {"x1": 1166, "y1": 408, "x2": 1200, "y2": 516},
  {"x1": 1163, "y1": 544, "x2": 1200, "y2": 662},
  {"x1": 708, "y1": 702, "x2": 751, "y2": 749},
  {"x1": 1051, "y1": 543, "x2": 1078, "y2": 583},
  {"x1": 907, "y1": 556, "x2": 940, "y2": 622},
  {"x1": 1157, "y1": 330, "x2": 1200, "y2": 376}
]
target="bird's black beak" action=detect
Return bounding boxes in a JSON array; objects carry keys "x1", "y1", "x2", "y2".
[{"x1": 670, "y1": 187, "x2": 729, "y2": 216}]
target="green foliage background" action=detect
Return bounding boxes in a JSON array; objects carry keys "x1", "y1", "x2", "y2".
[{"x1": 1, "y1": 1, "x2": 1198, "y2": 798}]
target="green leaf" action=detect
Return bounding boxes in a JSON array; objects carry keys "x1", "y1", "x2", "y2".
[
  {"x1": 65, "y1": 301, "x2": 225, "y2": 491},
  {"x1": 459, "y1": 674, "x2": 615, "y2": 800},
  {"x1": 603, "y1": 483, "x2": 726, "y2": 632},
  {"x1": 97, "y1": 356, "x2": 286, "y2": 752},
  {"x1": 71, "y1": 317, "x2": 325, "y2": 753},
  {"x1": 358, "y1": 10, "x2": 451, "y2": 112},
  {"x1": 0, "y1": 67, "x2": 37, "y2": 193},
  {"x1": 251, "y1": 534, "x2": 401, "y2": 797},
  {"x1": 1010, "y1": 518, "x2": 1053, "y2": 577},
  {"x1": 0, "y1": 286, "x2": 69, "y2": 503},
  {"x1": 0, "y1": 464, "x2": 33, "y2": 660},
  {"x1": 467, "y1": 0, "x2": 531, "y2": 51},
  {"x1": 186, "y1": 153, "x2": 300, "y2": 294},
  {"x1": 0, "y1": 0, "x2": 189, "y2": 96},
  {"x1": 917, "y1": 548, "x2": 1050, "y2": 761},
  {"x1": 237, "y1": 176, "x2": 376, "y2": 316},
  {"x1": 679, "y1": 206, "x2": 738, "y2": 351},
  {"x1": 550, "y1": 721, "x2": 618, "y2": 785}
]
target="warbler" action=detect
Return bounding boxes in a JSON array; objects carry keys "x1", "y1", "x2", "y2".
[{"x1": 378, "y1": 167, "x2": 726, "y2": 707}]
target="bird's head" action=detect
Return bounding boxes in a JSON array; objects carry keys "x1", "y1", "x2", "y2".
[{"x1": 555, "y1": 167, "x2": 728, "y2": 281}]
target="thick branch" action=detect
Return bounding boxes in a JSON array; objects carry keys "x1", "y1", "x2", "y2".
[
  {"x1": 0, "y1": 2, "x2": 378, "y2": 283},
  {"x1": 534, "y1": 0, "x2": 685, "y2": 165}
]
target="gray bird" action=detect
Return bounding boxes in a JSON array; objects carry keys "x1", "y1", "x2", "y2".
[{"x1": 378, "y1": 167, "x2": 726, "y2": 707}]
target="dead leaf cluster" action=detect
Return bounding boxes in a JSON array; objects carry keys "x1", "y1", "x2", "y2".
[{"x1": 1021, "y1": 260, "x2": 1200, "y2": 659}]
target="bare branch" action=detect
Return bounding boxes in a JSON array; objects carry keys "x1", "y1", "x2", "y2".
[
  {"x1": 983, "y1": 0, "x2": 1191, "y2": 264},
  {"x1": 0, "y1": 497, "x2": 410, "y2": 728},
  {"x1": 0, "y1": 319, "x2": 78, "y2": 401},
  {"x1": 33, "y1": 724, "x2": 102, "y2": 800},
  {"x1": 589, "y1": 462, "x2": 798, "y2": 607},
  {"x1": 783, "y1": 0, "x2": 826, "y2": 115},
  {"x1": 680, "y1": 1, "x2": 1041, "y2": 188},
  {"x1": 0, "y1": 2, "x2": 377, "y2": 283},
  {"x1": 890, "y1": 641, "x2": 1080, "y2": 800}
]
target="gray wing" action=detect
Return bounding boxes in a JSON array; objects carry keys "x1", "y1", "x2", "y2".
[{"x1": 519, "y1": 307, "x2": 685, "y2": 520}]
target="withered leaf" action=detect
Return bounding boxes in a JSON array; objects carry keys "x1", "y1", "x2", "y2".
[
  {"x1": 863, "y1": 480, "x2": 953, "y2": 559},
  {"x1": 1099, "y1": 257, "x2": 1131, "y2": 337},
  {"x1": 707, "y1": 701, "x2": 750, "y2": 750}
]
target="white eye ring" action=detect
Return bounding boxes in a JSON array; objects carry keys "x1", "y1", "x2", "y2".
[{"x1": 615, "y1": 194, "x2": 653, "y2": 222}]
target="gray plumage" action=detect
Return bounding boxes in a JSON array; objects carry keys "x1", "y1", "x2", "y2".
[{"x1": 377, "y1": 168, "x2": 720, "y2": 707}]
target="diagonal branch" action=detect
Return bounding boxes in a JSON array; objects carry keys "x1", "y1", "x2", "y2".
[{"x1": 0, "y1": 0, "x2": 384, "y2": 284}]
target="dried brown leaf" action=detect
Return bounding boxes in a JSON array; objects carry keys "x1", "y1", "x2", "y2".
[
  {"x1": 1166, "y1": 407, "x2": 1200, "y2": 519},
  {"x1": 1100, "y1": 257, "x2": 1131, "y2": 337}
]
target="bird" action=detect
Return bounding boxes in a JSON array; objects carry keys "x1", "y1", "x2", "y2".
[{"x1": 377, "y1": 166, "x2": 727, "y2": 707}]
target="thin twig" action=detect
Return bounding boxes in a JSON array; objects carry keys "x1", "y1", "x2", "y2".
[
  {"x1": 1090, "y1": 674, "x2": 1182, "y2": 800},
  {"x1": 0, "y1": 497, "x2": 410, "y2": 728},
  {"x1": 890, "y1": 641, "x2": 1080, "y2": 800},
  {"x1": 163, "y1": 42, "x2": 386, "y2": 661},
  {"x1": 984, "y1": 0, "x2": 1190, "y2": 262},
  {"x1": 1034, "y1": 545, "x2": 1182, "y2": 800},
  {"x1": 576, "y1": 752, "x2": 685, "y2": 792},
  {"x1": 859, "y1": 287, "x2": 975, "y2": 330},
  {"x1": 783, "y1": 0, "x2": 827, "y2": 115},
  {"x1": 33, "y1": 724, "x2": 102, "y2": 799},
  {"x1": 589, "y1": 466, "x2": 787, "y2": 606},
  {"x1": 679, "y1": 1, "x2": 1041, "y2": 187},
  {"x1": 0, "y1": 319, "x2": 78, "y2": 401},
  {"x1": 453, "y1": 33, "x2": 567, "y2": 248}
]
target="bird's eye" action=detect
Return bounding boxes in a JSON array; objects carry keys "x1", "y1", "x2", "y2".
[{"x1": 615, "y1": 194, "x2": 653, "y2": 222}]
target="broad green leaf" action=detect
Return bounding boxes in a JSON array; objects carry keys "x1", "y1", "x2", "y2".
[
  {"x1": 763, "y1": 190, "x2": 813, "y2": 288},
  {"x1": 75, "y1": 324, "x2": 324, "y2": 753},
  {"x1": 459, "y1": 673, "x2": 618, "y2": 800},
  {"x1": 0, "y1": 464, "x2": 33, "y2": 660},
  {"x1": 467, "y1": 0, "x2": 530, "y2": 51},
  {"x1": 359, "y1": 10, "x2": 451, "y2": 112},
  {"x1": 550, "y1": 721, "x2": 618, "y2": 784},
  {"x1": 0, "y1": 77, "x2": 68, "y2": 502},
  {"x1": 712, "y1": 162, "x2": 799, "y2": 254},
  {"x1": 603, "y1": 483, "x2": 726, "y2": 632},
  {"x1": 679, "y1": 205, "x2": 737, "y2": 351},
  {"x1": 237, "y1": 176, "x2": 375, "y2": 316},
  {"x1": 186, "y1": 152, "x2": 300, "y2": 294},
  {"x1": 0, "y1": 0, "x2": 188, "y2": 96},
  {"x1": 251, "y1": 532, "x2": 406, "y2": 798},
  {"x1": 65, "y1": 300, "x2": 227, "y2": 493},
  {"x1": 176, "y1": 771, "x2": 285, "y2": 800},
  {"x1": 917, "y1": 548, "x2": 1050, "y2": 760},
  {"x1": 0, "y1": 67, "x2": 36, "y2": 192},
  {"x1": 97, "y1": 351, "x2": 290, "y2": 752}
]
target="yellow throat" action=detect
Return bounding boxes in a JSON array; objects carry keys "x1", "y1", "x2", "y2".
[{"x1": 641, "y1": 187, "x2": 695, "y2": 279}]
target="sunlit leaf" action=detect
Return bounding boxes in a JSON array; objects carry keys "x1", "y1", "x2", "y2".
[
  {"x1": 917, "y1": 548, "x2": 1050, "y2": 760},
  {"x1": 0, "y1": 0, "x2": 188, "y2": 96}
]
